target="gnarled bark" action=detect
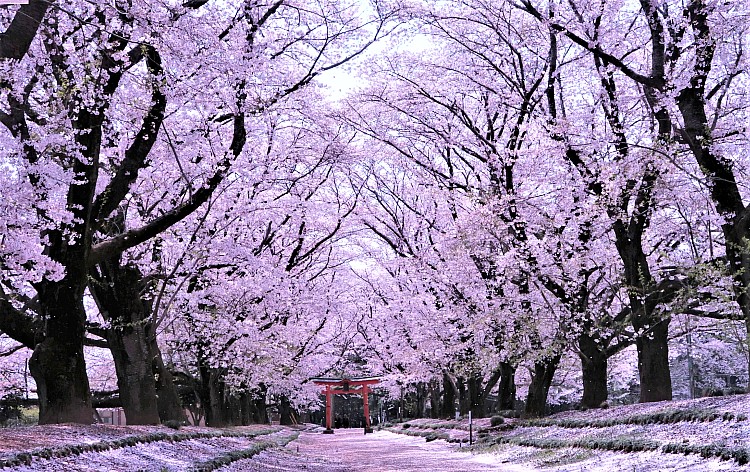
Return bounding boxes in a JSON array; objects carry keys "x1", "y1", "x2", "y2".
[
  {"x1": 440, "y1": 373, "x2": 457, "y2": 418},
  {"x1": 524, "y1": 354, "x2": 561, "y2": 418},
  {"x1": 30, "y1": 286, "x2": 93, "y2": 424},
  {"x1": 579, "y1": 333, "x2": 609, "y2": 408},
  {"x1": 496, "y1": 362, "x2": 516, "y2": 411},
  {"x1": 90, "y1": 261, "x2": 186, "y2": 424},
  {"x1": 634, "y1": 319, "x2": 672, "y2": 402}
]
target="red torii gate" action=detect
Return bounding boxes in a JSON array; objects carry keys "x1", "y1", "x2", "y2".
[{"x1": 312, "y1": 377, "x2": 380, "y2": 434}]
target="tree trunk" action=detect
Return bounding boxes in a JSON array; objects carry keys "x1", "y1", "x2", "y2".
[
  {"x1": 429, "y1": 380, "x2": 441, "y2": 419},
  {"x1": 250, "y1": 392, "x2": 268, "y2": 424},
  {"x1": 30, "y1": 285, "x2": 94, "y2": 424},
  {"x1": 635, "y1": 319, "x2": 672, "y2": 402},
  {"x1": 440, "y1": 373, "x2": 456, "y2": 418},
  {"x1": 724, "y1": 230, "x2": 750, "y2": 390},
  {"x1": 415, "y1": 383, "x2": 428, "y2": 418},
  {"x1": 496, "y1": 362, "x2": 516, "y2": 411},
  {"x1": 239, "y1": 392, "x2": 252, "y2": 425},
  {"x1": 615, "y1": 230, "x2": 672, "y2": 403},
  {"x1": 524, "y1": 354, "x2": 561, "y2": 418},
  {"x1": 210, "y1": 371, "x2": 232, "y2": 427},
  {"x1": 200, "y1": 365, "x2": 231, "y2": 427},
  {"x1": 467, "y1": 375, "x2": 485, "y2": 418},
  {"x1": 579, "y1": 333, "x2": 609, "y2": 408},
  {"x1": 90, "y1": 262, "x2": 180, "y2": 425},
  {"x1": 229, "y1": 395, "x2": 242, "y2": 425},
  {"x1": 279, "y1": 396, "x2": 298, "y2": 425},
  {"x1": 29, "y1": 334, "x2": 93, "y2": 424},
  {"x1": 149, "y1": 337, "x2": 187, "y2": 423},
  {"x1": 457, "y1": 377, "x2": 468, "y2": 415},
  {"x1": 106, "y1": 325, "x2": 160, "y2": 425}
]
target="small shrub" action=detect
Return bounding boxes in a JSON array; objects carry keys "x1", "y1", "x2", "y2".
[
  {"x1": 734, "y1": 449, "x2": 750, "y2": 465},
  {"x1": 660, "y1": 442, "x2": 750, "y2": 465},
  {"x1": 0, "y1": 394, "x2": 24, "y2": 426},
  {"x1": 490, "y1": 415, "x2": 504, "y2": 427},
  {"x1": 163, "y1": 420, "x2": 183, "y2": 430}
]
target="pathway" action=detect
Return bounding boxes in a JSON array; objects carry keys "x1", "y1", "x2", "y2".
[{"x1": 219, "y1": 428, "x2": 533, "y2": 471}]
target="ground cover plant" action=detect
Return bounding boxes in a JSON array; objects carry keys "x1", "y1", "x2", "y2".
[
  {"x1": 0, "y1": 427, "x2": 281, "y2": 468},
  {"x1": 187, "y1": 431, "x2": 300, "y2": 472}
]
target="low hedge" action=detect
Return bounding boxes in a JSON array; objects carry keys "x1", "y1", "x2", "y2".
[
  {"x1": 400, "y1": 421, "x2": 474, "y2": 431},
  {"x1": 528, "y1": 409, "x2": 746, "y2": 429},
  {"x1": 0, "y1": 427, "x2": 281, "y2": 468},
  {"x1": 662, "y1": 442, "x2": 750, "y2": 465},
  {"x1": 495, "y1": 436, "x2": 660, "y2": 453},
  {"x1": 495, "y1": 434, "x2": 750, "y2": 465},
  {"x1": 187, "y1": 431, "x2": 299, "y2": 471},
  {"x1": 385, "y1": 427, "x2": 449, "y2": 442}
]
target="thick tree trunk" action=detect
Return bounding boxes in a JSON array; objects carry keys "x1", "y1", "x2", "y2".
[
  {"x1": 90, "y1": 262, "x2": 182, "y2": 425},
  {"x1": 29, "y1": 335, "x2": 93, "y2": 424},
  {"x1": 229, "y1": 395, "x2": 242, "y2": 425},
  {"x1": 415, "y1": 383, "x2": 428, "y2": 418},
  {"x1": 239, "y1": 392, "x2": 252, "y2": 425},
  {"x1": 457, "y1": 377, "x2": 468, "y2": 415},
  {"x1": 467, "y1": 375, "x2": 485, "y2": 418},
  {"x1": 250, "y1": 393, "x2": 268, "y2": 424},
  {"x1": 616, "y1": 229, "x2": 672, "y2": 403},
  {"x1": 524, "y1": 354, "x2": 561, "y2": 418},
  {"x1": 200, "y1": 366, "x2": 232, "y2": 427},
  {"x1": 440, "y1": 373, "x2": 456, "y2": 418},
  {"x1": 210, "y1": 371, "x2": 232, "y2": 427},
  {"x1": 279, "y1": 396, "x2": 298, "y2": 425},
  {"x1": 107, "y1": 326, "x2": 160, "y2": 425},
  {"x1": 30, "y1": 285, "x2": 94, "y2": 424},
  {"x1": 579, "y1": 334, "x2": 609, "y2": 408},
  {"x1": 429, "y1": 380, "x2": 441, "y2": 419},
  {"x1": 496, "y1": 362, "x2": 516, "y2": 411},
  {"x1": 635, "y1": 319, "x2": 672, "y2": 402},
  {"x1": 724, "y1": 231, "x2": 750, "y2": 390},
  {"x1": 149, "y1": 338, "x2": 187, "y2": 423}
]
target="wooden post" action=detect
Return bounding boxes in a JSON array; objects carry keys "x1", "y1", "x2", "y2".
[
  {"x1": 363, "y1": 385, "x2": 373, "y2": 434},
  {"x1": 324, "y1": 385, "x2": 334, "y2": 434}
]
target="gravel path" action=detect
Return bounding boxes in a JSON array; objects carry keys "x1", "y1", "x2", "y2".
[{"x1": 220, "y1": 429, "x2": 533, "y2": 471}]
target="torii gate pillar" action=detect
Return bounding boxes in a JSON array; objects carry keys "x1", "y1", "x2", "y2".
[
  {"x1": 324, "y1": 385, "x2": 334, "y2": 434},
  {"x1": 362, "y1": 384, "x2": 373, "y2": 433}
]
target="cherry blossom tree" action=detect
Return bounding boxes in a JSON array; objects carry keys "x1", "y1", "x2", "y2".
[
  {"x1": 0, "y1": 0, "x2": 395, "y2": 424},
  {"x1": 515, "y1": 0, "x2": 750, "y2": 401},
  {"x1": 2, "y1": 0, "x2": 748, "y2": 424},
  {"x1": 145, "y1": 103, "x2": 367, "y2": 426}
]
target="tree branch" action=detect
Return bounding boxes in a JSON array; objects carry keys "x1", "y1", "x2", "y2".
[
  {"x1": 0, "y1": 0, "x2": 52, "y2": 60},
  {"x1": 89, "y1": 98, "x2": 247, "y2": 265},
  {"x1": 0, "y1": 297, "x2": 36, "y2": 349},
  {"x1": 92, "y1": 45, "x2": 166, "y2": 226}
]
